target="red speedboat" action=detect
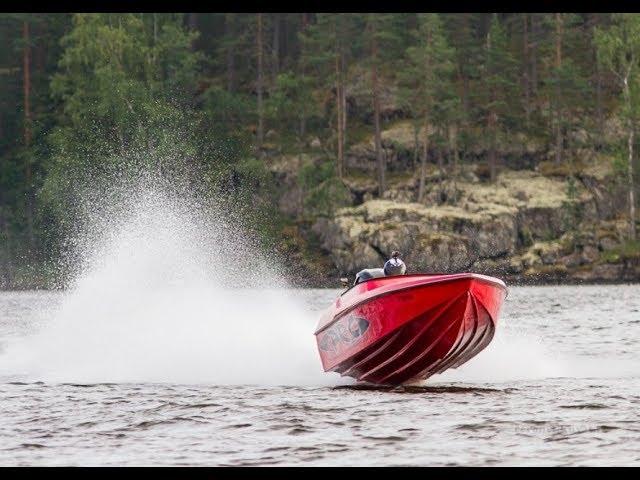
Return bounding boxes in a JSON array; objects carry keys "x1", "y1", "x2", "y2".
[{"x1": 314, "y1": 273, "x2": 507, "y2": 385}]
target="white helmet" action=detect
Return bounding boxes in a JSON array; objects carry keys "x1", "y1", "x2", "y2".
[{"x1": 384, "y1": 251, "x2": 406, "y2": 276}]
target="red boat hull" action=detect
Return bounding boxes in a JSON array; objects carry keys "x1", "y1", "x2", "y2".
[{"x1": 314, "y1": 273, "x2": 507, "y2": 385}]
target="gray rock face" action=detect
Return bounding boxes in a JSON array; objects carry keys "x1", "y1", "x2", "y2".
[
  {"x1": 309, "y1": 166, "x2": 621, "y2": 279},
  {"x1": 312, "y1": 200, "x2": 516, "y2": 275},
  {"x1": 517, "y1": 206, "x2": 568, "y2": 243},
  {"x1": 581, "y1": 245, "x2": 600, "y2": 264},
  {"x1": 461, "y1": 213, "x2": 518, "y2": 259},
  {"x1": 268, "y1": 155, "x2": 305, "y2": 217},
  {"x1": 268, "y1": 133, "x2": 635, "y2": 282}
]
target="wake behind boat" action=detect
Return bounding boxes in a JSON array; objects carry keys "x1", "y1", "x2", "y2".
[{"x1": 314, "y1": 272, "x2": 507, "y2": 385}]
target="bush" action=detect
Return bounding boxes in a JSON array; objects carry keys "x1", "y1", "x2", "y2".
[
  {"x1": 299, "y1": 158, "x2": 351, "y2": 217},
  {"x1": 602, "y1": 239, "x2": 640, "y2": 263}
]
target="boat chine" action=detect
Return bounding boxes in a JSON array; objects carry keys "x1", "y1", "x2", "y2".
[{"x1": 314, "y1": 273, "x2": 507, "y2": 385}]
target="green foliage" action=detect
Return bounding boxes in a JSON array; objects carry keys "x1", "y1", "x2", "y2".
[
  {"x1": 609, "y1": 141, "x2": 629, "y2": 177},
  {"x1": 39, "y1": 14, "x2": 206, "y2": 250},
  {"x1": 49, "y1": 14, "x2": 201, "y2": 158},
  {"x1": 299, "y1": 159, "x2": 351, "y2": 217},
  {"x1": 596, "y1": 14, "x2": 640, "y2": 124},
  {"x1": 367, "y1": 13, "x2": 406, "y2": 69},
  {"x1": 2, "y1": 12, "x2": 640, "y2": 285},
  {"x1": 480, "y1": 14, "x2": 518, "y2": 127},
  {"x1": 202, "y1": 86, "x2": 255, "y2": 136},
  {"x1": 596, "y1": 13, "x2": 640, "y2": 239},
  {"x1": 300, "y1": 14, "x2": 361, "y2": 78},
  {"x1": 265, "y1": 71, "x2": 317, "y2": 141},
  {"x1": 601, "y1": 239, "x2": 640, "y2": 263},
  {"x1": 398, "y1": 14, "x2": 458, "y2": 128},
  {"x1": 562, "y1": 176, "x2": 583, "y2": 231}
]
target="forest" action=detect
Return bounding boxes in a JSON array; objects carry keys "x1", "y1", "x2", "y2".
[{"x1": 1, "y1": 13, "x2": 639, "y2": 287}]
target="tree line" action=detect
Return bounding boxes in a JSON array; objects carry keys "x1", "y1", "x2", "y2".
[{"x1": 0, "y1": 13, "x2": 639, "y2": 286}]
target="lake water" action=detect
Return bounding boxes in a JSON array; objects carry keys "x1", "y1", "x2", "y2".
[{"x1": 0, "y1": 286, "x2": 639, "y2": 466}]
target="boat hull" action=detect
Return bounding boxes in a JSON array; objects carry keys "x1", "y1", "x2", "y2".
[{"x1": 314, "y1": 273, "x2": 507, "y2": 385}]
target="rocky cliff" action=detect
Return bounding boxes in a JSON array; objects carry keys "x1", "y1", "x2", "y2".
[{"x1": 267, "y1": 121, "x2": 639, "y2": 286}]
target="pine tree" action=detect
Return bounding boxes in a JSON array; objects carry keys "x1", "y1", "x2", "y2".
[
  {"x1": 480, "y1": 14, "x2": 518, "y2": 182},
  {"x1": 596, "y1": 14, "x2": 640, "y2": 240},
  {"x1": 366, "y1": 13, "x2": 404, "y2": 196},
  {"x1": 443, "y1": 13, "x2": 483, "y2": 126},
  {"x1": 398, "y1": 13, "x2": 457, "y2": 202},
  {"x1": 300, "y1": 13, "x2": 358, "y2": 178},
  {"x1": 256, "y1": 13, "x2": 264, "y2": 148}
]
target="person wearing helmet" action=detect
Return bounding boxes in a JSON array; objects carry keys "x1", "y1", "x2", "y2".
[
  {"x1": 353, "y1": 251, "x2": 407, "y2": 286},
  {"x1": 383, "y1": 251, "x2": 407, "y2": 276}
]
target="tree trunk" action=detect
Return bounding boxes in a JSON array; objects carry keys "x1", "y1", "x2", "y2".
[
  {"x1": 35, "y1": 18, "x2": 46, "y2": 74},
  {"x1": 153, "y1": 13, "x2": 158, "y2": 45},
  {"x1": 419, "y1": 22, "x2": 433, "y2": 203},
  {"x1": 523, "y1": 13, "x2": 530, "y2": 128},
  {"x1": 336, "y1": 16, "x2": 347, "y2": 168},
  {"x1": 371, "y1": 18, "x2": 385, "y2": 196},
  {"x1": 488, "y1": 112, "x2": 497, "y2": 183},
  {"x1": 257, "y1": 13, "x2": 264, "y2": 148},
  {"x1": 555, "y1": 13, "x2": 562, "y2": 66},
  {"x1": 187, "y1": 13, "x2": 197, "y2": 52},
  {"x1": 437, "y1": 140, "x2": 444, "y2": 199},
  {"x1": 335, "y1": 43, "x2": 343, "y2": 179},
  {"x1": 628, "y1": 127, "x2": 637, "y2": 240},
  {"x1": 624, "y1": 77, "x2": 637, "y2": 240},
  {"x1": 418, "y1": 113, "x2": 429, "y2": 203},
  {"x1": 0, "y1": 208, "x2": 13, "y2": 288},
  {"x1": 554, "y1": 13, "x2": 563, "y2": 165},
  {"x1": 446, "y1": 127, "x2": 453, "y2": 171},
  {"x1": 530, "y1": 14, "x2": 538, "y2": 98},
  {"x1": 486, "y1": 23, "x2": 498, "y2": 183},
  {"x1": 281, "y1": 14, "x2": 289, "y2": 60},
  {"x1": 413, "y1": 123, "x2": 419, "y2": 170},
  {"x1": 595, "y1": 53, "x2": 603, "y2": 145},
  {"x1": 461, "y1": 13, "x2": 471, "y2": 118},
  {"x1": 188, "y1": 13, "x2": 197, "y2": 30},
  {"x1": 225, "y1": 14, "x2": 235, "y2": 93},
  {"x1": 341, "y1": 51, "x2": 347, "y2": 150},
  {"x1": 462, "y1": 77, "x2": 470, "y2": 123},
  {"x1": 23, "y1": 22, "x2": 31, "y2": 149},
  {"x1": 23, "y1": 20, "x2": 34, "y2": 250},
  {"x1": 450, "y1": 124, "x2": 459, "y2": 172},
  {"x1": 272, "y1": 13, "x2": 280, "y2": 85},
  {"x1": 591, "y1": 14, "x2": 603, "y2": 144},
  {"x1": 299, "y1": 15, "x2": 308, "y2": 141}
]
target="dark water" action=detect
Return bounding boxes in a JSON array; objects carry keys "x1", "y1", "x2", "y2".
[{"x1": 1, "y1": 286, "x2": 639, "y2": 466}]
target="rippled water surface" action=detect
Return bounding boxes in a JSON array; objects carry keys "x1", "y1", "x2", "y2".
[{"x1": 1, "y1": 286, "x2": 639, "y2": 466}]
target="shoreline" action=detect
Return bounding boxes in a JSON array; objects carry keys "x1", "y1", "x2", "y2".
[{"x1": 2, "y1": 278, "x2": 639, "y2": 292}]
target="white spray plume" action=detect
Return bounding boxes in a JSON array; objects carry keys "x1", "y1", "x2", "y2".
[{"x1": 1, "y1": 175, "x2": 338, "y2": 386}]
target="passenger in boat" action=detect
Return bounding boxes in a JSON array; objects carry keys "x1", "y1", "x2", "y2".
[{"x1": 353, "y1": 251, "x2": 407, "y2": 285}]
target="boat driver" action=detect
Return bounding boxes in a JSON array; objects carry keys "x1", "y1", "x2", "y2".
[{"x1": 353, "y1": 251, "x2": 407, "y2": 285}]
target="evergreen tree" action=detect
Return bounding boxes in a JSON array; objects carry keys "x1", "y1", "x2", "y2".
[
  {"x1": 2, "y1": 12, "x2": 640, "y2": 285},
  {"x1": 0, "y1": 13, "x2": 70, "y2": 278},
  {"x1": 366, "y1": 13, "x2": 404, "y2": 195},
  {"x1": 300, "y1": 13, "x2": 359, "y2": 178},
  {"x1": 43, "y1": 13, "x2": 202, "y2": 239},
  {"x1": 480, "y1": 14, "x2": 518, "y2": 182},
  {"x1": 398, "y1": 13, "x2": 457, "y2": 202},
  {"x1": 596, "y1": 13, "x2": 640, "y2": 240},
  {"x1": 546, "y1": 14, "x2": 590, "y2": 164}
]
